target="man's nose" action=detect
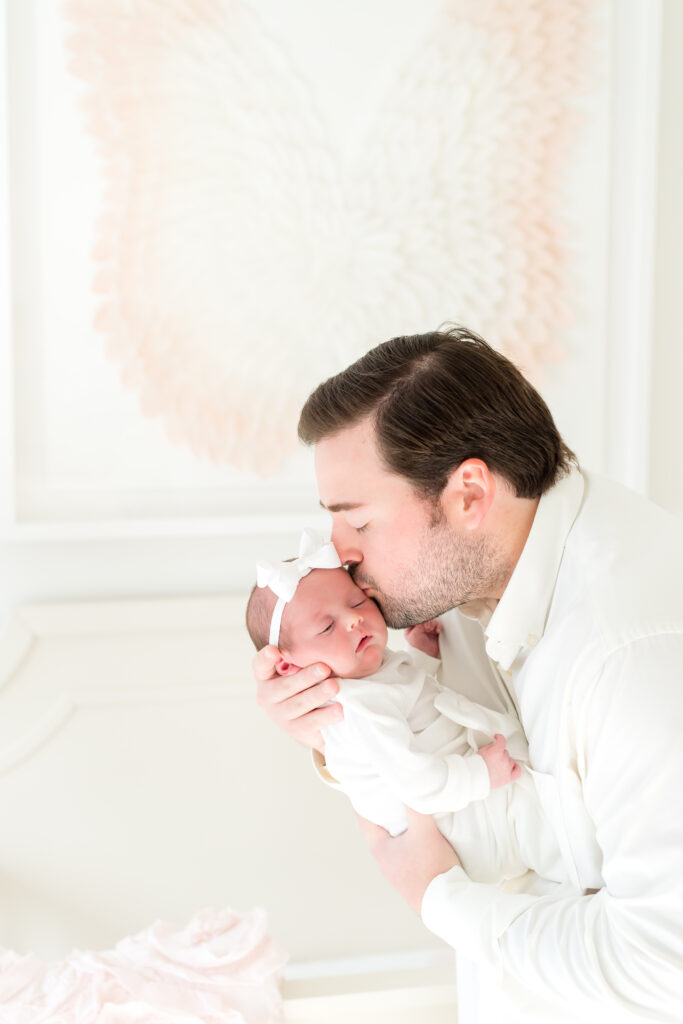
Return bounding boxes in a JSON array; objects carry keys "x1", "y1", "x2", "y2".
[{"x1": 330, "y1": 519, "x2": 363, "y2": 566}]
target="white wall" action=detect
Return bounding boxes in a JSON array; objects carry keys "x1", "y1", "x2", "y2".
[
  {"x1": 0, "y1": 0, "x2": 676, "y2": 656},
  {"x1": 649, "y1": 0, "x2": 683, "y2": 519},
  {"x1": 0, "y1": 0, "x2": 619, "y2": 628},
  {"x1": 0, "y1": 0, "x2": 679, "y2": 978}
]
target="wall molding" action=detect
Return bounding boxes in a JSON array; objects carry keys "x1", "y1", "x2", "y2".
[
  {"x1": 0, "y1": 0, "x2": 16, "y2": 535},
  {"x1": 604, "y1": 0, "x2": 662, "y2": 494},
  {"x1": 0, "y1": 594, "x2": 254, "y2": 776}
]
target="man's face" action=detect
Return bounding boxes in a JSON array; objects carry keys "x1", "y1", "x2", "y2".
[{"x1": 315, "y1": 418, "x2": 506, "y2": 628}]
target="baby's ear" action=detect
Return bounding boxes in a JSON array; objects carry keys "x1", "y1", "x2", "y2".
[{"x1": 275, "y1": 657, "x2": 301, "y2": 677}]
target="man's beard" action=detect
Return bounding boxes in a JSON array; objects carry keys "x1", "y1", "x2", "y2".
[{"x1": 351, "y1": 521, "x2": 511, "y2": 630}]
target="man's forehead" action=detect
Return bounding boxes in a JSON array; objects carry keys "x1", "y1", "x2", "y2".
[
  {"x1": 313, "y1": 430, "x2": 417, "y2": 516},
  {"x1": 314, "y1": 420, "x2": 388, "y2": 502},
  {"x1": 315, "y1": 420, "x2": 376, "y2": 462}
]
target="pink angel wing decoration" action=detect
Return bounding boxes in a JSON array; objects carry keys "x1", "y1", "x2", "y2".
[
  {"x1": 339, "y1": 0, "x2": 593, "y2": 373},
  {"x1": 63, "y1": 0, "x2": 340, "y2": 474},
  {"x1": 62, "y1": 0, "x2": 594, "y2": 474}
]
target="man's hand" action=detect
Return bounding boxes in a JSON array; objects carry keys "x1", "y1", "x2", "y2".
[
  {"x1": 356, "y1": 808, "x2": 459, "y2": 913},
  {"x1": 404, "y1": 619, "x2": 442, "y2": 658},
  {"x1": 478, "y1": 733, "x2": 521, "y2": 789},
  {"x1": 253, "y1": 645, "x2": 343, "y2": 752}
]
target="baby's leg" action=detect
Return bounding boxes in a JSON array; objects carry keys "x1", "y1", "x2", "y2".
[
  {"x1": 435, "y1": 787, "x2": 527, "y2": 884},
  {"x1": 508, "y1": 769, "x2": 567, "y2": 883}
]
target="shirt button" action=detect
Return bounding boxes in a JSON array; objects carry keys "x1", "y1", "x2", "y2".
[{"x1": 526, "y1": 633, "x2": 539, "y2": 647}]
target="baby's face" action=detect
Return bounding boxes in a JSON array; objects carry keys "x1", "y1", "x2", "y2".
[{"x1": 281, "y1": 567, "x2": 388, "y2": 678}]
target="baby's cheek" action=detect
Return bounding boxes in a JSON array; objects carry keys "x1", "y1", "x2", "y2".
[{"x1": 289, "y1": 640, "x2": 321, "y2": 667}]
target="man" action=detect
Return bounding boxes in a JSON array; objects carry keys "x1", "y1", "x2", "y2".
[{"x1": 253, "y1": 327, "x2": 683, "y2": 1022}]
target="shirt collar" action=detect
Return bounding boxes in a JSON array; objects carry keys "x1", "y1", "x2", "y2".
[{"x1": 483, "y1": 466, "x2": 585, "y2": 670}]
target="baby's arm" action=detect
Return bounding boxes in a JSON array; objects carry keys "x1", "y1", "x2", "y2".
[
  {"x1": 397, "y1": 653, "x2": 523, "y2": 792},
  {"x1": 326, "y1": 698, "x2": 497, "y2": 817},
  {"x1": 322, "y1": 714, "x2": 413, "y2": 836}
]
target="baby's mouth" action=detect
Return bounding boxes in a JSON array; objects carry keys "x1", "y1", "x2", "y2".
[{"x1": 356, "y1": 633, "x2": 372, "y2": 652}]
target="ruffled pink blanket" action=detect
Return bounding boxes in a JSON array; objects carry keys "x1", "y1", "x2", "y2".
[{"x1": 0, "y1": 906, "x2": 286, "y2": 1023}]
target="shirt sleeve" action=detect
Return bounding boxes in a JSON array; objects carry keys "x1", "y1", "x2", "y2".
[
  {"x1": 322, "y1": 715, "x2": 411, "y2": 836},
  {"x1": 421, "y1": 635, "x2": 683, "y2": 1020}
]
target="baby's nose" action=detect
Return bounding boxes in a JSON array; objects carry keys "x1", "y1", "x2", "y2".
[{"x1": 347, "y1": 612, "x2": 363, "y2": 630}]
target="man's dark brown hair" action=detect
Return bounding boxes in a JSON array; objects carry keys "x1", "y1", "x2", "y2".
[{"x1": 298, "y1": 326, "x2": 576, "y2": 500}]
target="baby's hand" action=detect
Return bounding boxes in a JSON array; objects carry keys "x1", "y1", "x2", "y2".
[
  {"x1": 404, "y1": 619, "x2": 442, "y2": 658},
  {"x1": 478, "y1": 733, "x2": 521, "y2": 789}
]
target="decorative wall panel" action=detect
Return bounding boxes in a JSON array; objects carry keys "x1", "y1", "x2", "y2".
[{"x1": 63, "y1": 0, "x2": 596, "y2": 474}]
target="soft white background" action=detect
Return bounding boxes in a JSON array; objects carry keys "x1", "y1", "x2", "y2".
[
  {"x1": 0, "y1": 0, "x2": 680, "y2": 986},
  {"x1": 1, "y1": 0, "x2": 642, "y2": 610}
]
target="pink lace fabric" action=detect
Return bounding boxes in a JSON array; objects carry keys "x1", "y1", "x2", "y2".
[{"x1": 0, "y1": 906, "x2": 286, "y2": 1023}]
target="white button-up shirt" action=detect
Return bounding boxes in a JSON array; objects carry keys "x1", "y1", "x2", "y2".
[
  {"x1": 321, "y1": 649, "x2": 566, "y2": 885},
  {"x1": 421, "y1": 467, "x2": 683, "y2": 1022}
]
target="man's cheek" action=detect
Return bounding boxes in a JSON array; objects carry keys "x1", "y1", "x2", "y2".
[{"x1": 378, "y1": 545, "x2": 406, "y2": 583}]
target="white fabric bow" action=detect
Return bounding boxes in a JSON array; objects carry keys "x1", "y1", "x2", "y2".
[{"x1": 256, "y1": 529, "x2": 342, "y2": 646}]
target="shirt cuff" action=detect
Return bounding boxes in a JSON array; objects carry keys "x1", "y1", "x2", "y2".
[
  {"x1": 420, "y1": 866, "x2": 537, "y2": 964},
  {"x1": 311, "y1": 747, "x2": 341, "y2": 787},
  {"x1": 465, "y1": 752, "x2": 491, "y2": 800}
]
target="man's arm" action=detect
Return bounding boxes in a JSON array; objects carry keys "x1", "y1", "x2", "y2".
[
  {"x1": 357, "y1": 808, "x2": 460, "y2": 911},
  {"x1": 369, "y1": 638, "x2": 683, "y2": 1020}
]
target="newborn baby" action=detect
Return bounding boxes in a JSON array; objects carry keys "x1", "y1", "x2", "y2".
[{"x1": 247, "y1": 531, "x2": 566, "y2": 885}]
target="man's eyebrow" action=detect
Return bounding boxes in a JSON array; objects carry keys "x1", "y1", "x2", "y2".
[{"x1": 319, "y1": 500, "x2": 365, "y2": 512}]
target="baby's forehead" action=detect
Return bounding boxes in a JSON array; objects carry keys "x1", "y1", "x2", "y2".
[{"x1": 291, "y1": 566, "x2": 353, "y2": 610}]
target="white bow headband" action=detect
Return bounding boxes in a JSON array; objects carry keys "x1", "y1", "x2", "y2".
[{"x1": 256, "y1": 528, "x2": 342, "y2": 647}]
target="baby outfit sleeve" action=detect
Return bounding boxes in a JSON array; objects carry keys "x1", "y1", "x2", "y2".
[
  {"x1": 323, "y1": 685, "x2": 491, "y2": 830},
  {"x1": 322, "y1": 715, "x2": 412, "y2": 836}
]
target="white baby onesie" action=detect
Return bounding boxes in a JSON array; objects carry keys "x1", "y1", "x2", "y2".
[{"x1": 322, "y1": 649, "x2": 566, "y2": 885}]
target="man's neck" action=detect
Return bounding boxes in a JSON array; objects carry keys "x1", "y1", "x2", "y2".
[{"x1": 487, "y1": 495, "x2": 540, "y2": 600}]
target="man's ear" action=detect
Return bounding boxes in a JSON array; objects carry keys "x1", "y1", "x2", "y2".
[
  {"x1": 440, "y1": 458, "x2": 496, "y2": 530},
  {"x1": 275, "y1": 657, "x2": 302, "y2": 676}
]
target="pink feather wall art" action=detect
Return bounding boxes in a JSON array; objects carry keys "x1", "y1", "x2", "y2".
[{"x1": 62, "y1": 0, "x2": 595, "y2": 475}]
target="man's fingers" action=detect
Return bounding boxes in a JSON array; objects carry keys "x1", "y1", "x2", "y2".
[
  {"x1": 289, "y1": 704, "x2": 344, "y2": 751},
  {"x1": 260, "y1": 677, "x2": 341, "y2": 730},
  {"x1": 278, "y1": 676, "x2": 340, "y2": 721},
  {"x1": 296, "y1": 702, "x2": 344, "y2": 734},
  {"x1": 252, "y1": 644, "x2": 281, "y2": 682},
  {"x1": 260, "y1": 661, "x2": 334, "y2": 705}
]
